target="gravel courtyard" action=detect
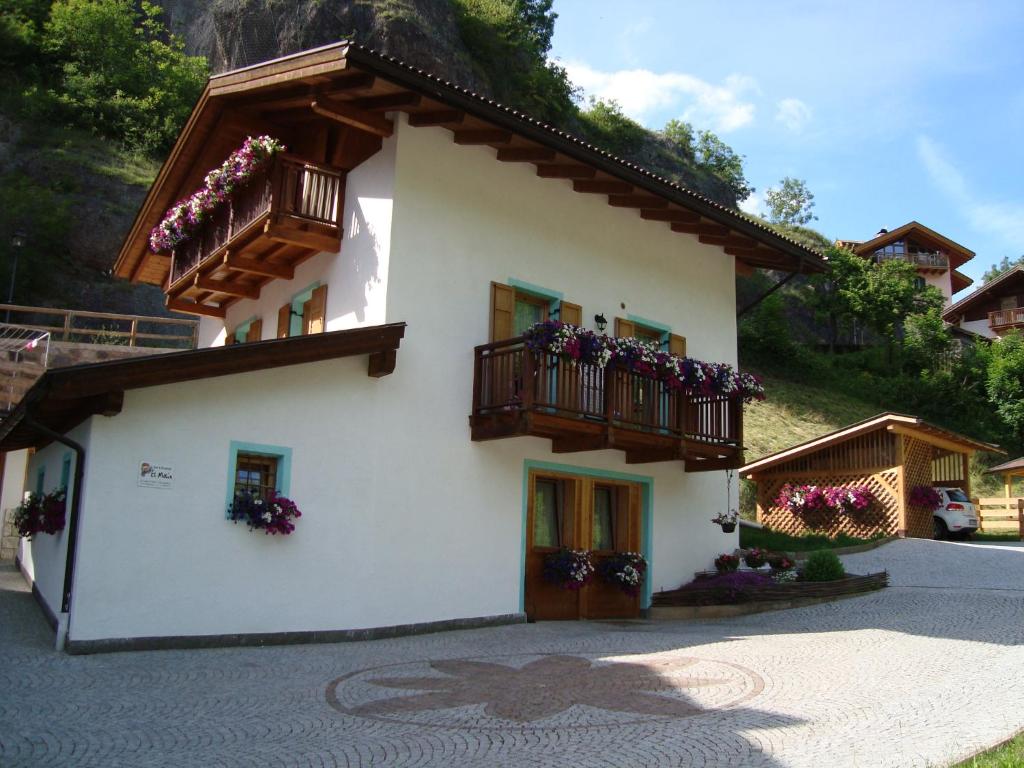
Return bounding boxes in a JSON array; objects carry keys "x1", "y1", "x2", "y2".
[{"x1": 2, "y1": 539, "x2": 1023, "y2": 767}]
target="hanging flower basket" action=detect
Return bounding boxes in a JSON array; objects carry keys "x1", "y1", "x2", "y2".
[
  {"x1": 14, "y1": 490, "x2": 66, "y2": 539},
  {"x1": 597, "y1": 551, "x2": 647, "y2": 596},
  {"x1": 228, "y1": 490, "x2": 302, "y2": 535},
  {"x1": 149, "y1": 135, "x2": 286, "y2": 253},
  {"x1": 522, "y1": 321, "x2": 766, "y2": 402},
  {"x1": 711, "y1": 510, "x2": 738, "y2": 532},
  {"x1": 543, "y1": 548, "x2": 595, "y2": 590},
  {"x1": 909, "y1": 485, "x2": 942, "y2": 510}
]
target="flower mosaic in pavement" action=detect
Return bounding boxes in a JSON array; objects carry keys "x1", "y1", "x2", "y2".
[{"x1": 326, "y1": 651, "x2": 764, "y2": 730}]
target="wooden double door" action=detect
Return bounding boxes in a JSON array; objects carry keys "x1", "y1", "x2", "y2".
[{"x1": 524, "y1": 470, "x2": 644, "y2": 621}]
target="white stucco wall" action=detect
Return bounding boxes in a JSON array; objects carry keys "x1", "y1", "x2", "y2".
[
  {"x1": 959, "y1": 318, "x2": 997, "y2": 339},
  {"x1": 70, "y1": 112, "x2": 744, "y2": 643},
  {"x1": 923, "y1": 269, "x2": 953, "y2": 305},
  {"x1": 17, "y1": 425, "x2": 86, "y2": 619}
]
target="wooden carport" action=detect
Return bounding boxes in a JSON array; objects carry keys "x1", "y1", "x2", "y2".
[{"x1": 741, "y1": 414, "x2": 1001, "y2": 539}]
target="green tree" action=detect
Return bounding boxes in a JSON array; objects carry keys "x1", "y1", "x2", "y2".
[
  {"x1": 903, "y1": 307, "x2": 954, "y2": 372},
  {"x1": 764, "y1": 177, "x2": 817, "y2": 226},
  {"x1": 857, "y1": 259, "x2": 944, "y2": 340},
  {"x1": 694, "y1": 130, "x2": 753, "y2": 201},
  {"x1": 982, "y1": 255, "x2": 1024, "y2": 283},
  {"x1": 807, "y1": 246, "x2": 869, "y2": 352},
  {"x1": 662, "y1": 119, "x2": 695, "y2": 161},
  {"x1": 987, "y1": 332, "x2": 1024, "y2": 441},
  {"x1": 40, "y1": 0, "x2": 207, "y2": 152},
  {"x1": 579, "y1": 98, "x2": 646, "y2": 154}
]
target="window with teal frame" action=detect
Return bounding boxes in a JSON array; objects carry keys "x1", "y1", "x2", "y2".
[
  {"x1": 232, "y1": 316, "x2": 258, "y2": 344},
  {"x1": 225, "y1": 441, "x2": 293, "y2": 516},
  {"x1": 288, "y1": 282, "x2": 321, "y2": 337},
  {"x1": 60, "y1": 454, "x2": 72, "y2": 491},
  {"x1": 627, "y1": 314, "x2": 672, "y2": 351}
]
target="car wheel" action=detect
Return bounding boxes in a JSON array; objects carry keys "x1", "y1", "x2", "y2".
[{"x1": 933, "y1": 517, "x2": 948, "y2": 540}]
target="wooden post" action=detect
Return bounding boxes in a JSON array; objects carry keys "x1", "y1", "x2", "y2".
[
  {"x1": 1018, "y1": 498, "x2": 1023, "y2": 542},
  {"x1": 522, "y1": 348, "x2": 535, "y2": 410},
  {"x1": 129, "y1": 319, "x2": 138, "y2": 347},
  {"x1": 1006, "y1": 472, "x2": 1013, "y2": 499},
  {"x1": 62, "y1": 312, "x2": 73, "y2": 341}
]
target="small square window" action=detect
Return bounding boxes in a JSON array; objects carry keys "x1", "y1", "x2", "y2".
[{"x1": 226, "y1": 442, "x2": 292, "y2": 515}]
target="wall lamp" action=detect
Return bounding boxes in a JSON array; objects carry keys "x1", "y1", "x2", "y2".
[{"x1": 594, "y1": 313, "x2": 607, "y2": 333}]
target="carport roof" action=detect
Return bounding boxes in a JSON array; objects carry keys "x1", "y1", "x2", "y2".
[
  {"x1": 741, "y1": 412, "x2": 1003, "y2": 477},
  {"x1": 987, "y1": 457, "x2": 1024, "y2": 475}
]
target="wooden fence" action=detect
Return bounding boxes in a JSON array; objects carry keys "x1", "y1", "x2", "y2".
[
  {"x1": 0, "y1": 304, "x2": 198, "y2": 349},
  {"x1": 974, "y1": 497, "x2": 1024, "y2": 537}
]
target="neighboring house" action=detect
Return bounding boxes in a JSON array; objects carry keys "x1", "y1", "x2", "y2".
[
  {"x1": 741, "y1": 413, "x2": 1000, "y2": 540},
  {"x1": 942, "y1": 265, "x2": 1024, "y2": 340},
  {"x1": 1, "y1": 42, "x2": 824, "y2": 652},
  {"x1": 836, "y1": 221, "x2": 975, "y2": 306}
]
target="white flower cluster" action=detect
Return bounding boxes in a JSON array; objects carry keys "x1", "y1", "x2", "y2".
[{"x1": 568, "y1": 548, "x2": 595, "y2": 582}]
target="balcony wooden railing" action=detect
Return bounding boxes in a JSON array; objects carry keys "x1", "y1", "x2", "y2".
[
  {"x1": 0, "y1": 304, "x2": 198, "y2": 348},
  {"x1": 471, "y1": 337, "x2": 743, "y2": 470},
  {"x1": 876, "y1": 252, "x2": 949, "y2": 269},
  {"x1": 165, "y1": 154, "x2": 345, "y2": 316},
  {"x1": 989, "y1": 307, "x2": 1024, "y2": 330}
]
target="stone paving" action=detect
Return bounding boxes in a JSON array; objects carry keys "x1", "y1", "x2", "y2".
[{"x1": 2, "y1": 540, "x2": 1024, "y2": 767}]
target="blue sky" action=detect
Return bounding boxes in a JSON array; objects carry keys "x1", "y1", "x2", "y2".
[{"x1": 549, "y1": 0, "x2": 1024, "y2": 288}]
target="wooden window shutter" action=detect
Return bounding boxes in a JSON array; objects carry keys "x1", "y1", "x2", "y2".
[
  {"x1": 614, "y1": 317, "x2": 636, "y2": 338},
  {"x1": 559, "y1": 300, "x2": 582, "y2": 327},
  {"x1": 668, "y1": 333, "x2": 687, "y2": 357},
  {"x1": 224, "y1": 330, "x2": 236, "y2": 346},
  {"x1": 245, "y1": 318, "x2": 263, "y2": 343},
  {"x1": 490, "y1": 281, "x2": 515, "y2": 341},
  {"x1": 303, "y1": 284, "x2": 328, "y2": 334},
  {"x1": 277, "y1": 303, "x2": 291, "y2": 338}
]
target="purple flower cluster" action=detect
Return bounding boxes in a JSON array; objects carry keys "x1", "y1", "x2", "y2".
[
  {"x1": 684, "y1": 570, "x2": 774, "y2": 602},
  {"x1": 543, "y1": 548, "x2": 595, "y2": 590},
  {"x1": 13, "y1": 490, "x2": 66, "y2": 540},
  {"x1": 597, "y1": 551, "x2": 648, "y2": 596},
  {"x1": 774, "y1": 483, "x2": 877, "y2": 518},
  {"x1": 522, "y1": 321, "x2": 766, "y2": 403},
  {"x1": 228, "y1": 490, "x2": 302, "y2": 535},
  {"x1": 149, "y1": 136, "x2": 285, "y2": 253},
  {"x1": 909, "y1": 485, "x2": 943, "y2": 510}
]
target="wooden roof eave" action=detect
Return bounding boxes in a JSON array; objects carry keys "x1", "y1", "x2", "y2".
[
  {"x1": 852, "y1": 221, "x2": 975, "y2": 268},
  {"x1": 0, "y1": 323, "x2": 406, "y2": 452},
  {"x1": 943, "y1": 266, "x2": 1024, "y2": 322}
]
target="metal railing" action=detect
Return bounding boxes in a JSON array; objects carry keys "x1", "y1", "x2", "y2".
[
  {"x1": 473, "y1": 337, "x2": 742, "y2": 446},
  {"x1": 0, "y1": 304, "x2": 198, "y2": 349}
]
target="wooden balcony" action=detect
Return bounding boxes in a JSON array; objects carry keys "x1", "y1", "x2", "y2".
[
  {"x1": 470, "y1": 338, "x2": 744, "y2": 471},
  {"x1": 989, "y1": 307, "x2": 1024, "y2": 331},
  {"x1": 876, "y1": 252, "x2": 949, "y2": 270},
  {"x1": 165, "y1": 154, "x2": 345, "y2": 317}
]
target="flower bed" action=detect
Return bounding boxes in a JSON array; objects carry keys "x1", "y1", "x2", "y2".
[
  {"x1": 653, "y1": 571, "x2": 888, "y2": 607},
  {"x1": 149, "y1": 135, "x2": 285, "y2": 253},
  {"x1": 522, "y1": 321, "x2": 765, "y2": 402}
]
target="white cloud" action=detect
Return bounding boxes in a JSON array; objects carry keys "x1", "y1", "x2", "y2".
[
  {"x1": 739, "y1": 190, "x2": 765, "y2": 217},
  {"x1": 775, "y1": 98, "x2": 813, "y2": 133},
  {"x1": 563, "y1": 60, "x2": 756, "y2": 132},
  {"x1": 917, "y1": 135, "x2": 1024, "y2": 246}
]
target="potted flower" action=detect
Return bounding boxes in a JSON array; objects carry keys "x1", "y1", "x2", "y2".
[
  {"x1": 714, "y1": 553, "x2": 740, "y2": 573},
  {"x1": 767, "y1": 552, "x2": 795, "y2": 573},
  {"x1": 711, "y1": 510, "x2": 739, "y2": 533},
  {"x1": 227, "y1": 490, "x2": 302, "y2": 535},
  {"x1": 13, "y1": 490, "x2": 66, "y2": 539},
  {"x1": 543, "y1": 548, "x2": 594, "y2": 590},
  {"x1": 597, "y1": 551, "x2": 647, "y2": 596},
  {"x1": 743, "y1": 547, "x2": 767, "y2": 569}
]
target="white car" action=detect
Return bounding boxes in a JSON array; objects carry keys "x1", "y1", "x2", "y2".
[{"x1": 933, "y1": 487, "x2": 978, "y2": 540}]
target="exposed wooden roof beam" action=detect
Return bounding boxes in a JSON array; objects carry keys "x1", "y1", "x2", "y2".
[
  {"x1": 453, "y1": 129, "x2": 513, "y2": 145},
  {"x1": 407, "y1": 109, "x2": 465, "y2": 127},
  {"x1": 195, "y1": 276, "x2": 261, "y2": 300},
  {"x1": 224, "y1": 253, "x2": 295, "y2": 280},
  {"x1": 496, "y1": 147, "x2": 557, "y2": 162},
  {"x1": 310, "y1": 97, "x2": 394, "y2": 137},
  {"x1": 166, "y1": 298, "x2": 226, "y2": 319},
  {"x1": 640, "y1": 209, "x2": 700, "y2": 223},
  {"x1": 537, "y1": 165, "x2": 596, "y2": 179},
  {"x1": 572, "y1": 180, "x2": 633, "y2": 194},
  {"x1": 699, "y1": 234, "x2": 759, "y2": 249},
  {"x1": 671, "y1": 222, "x2": 729, "y2": 237},
  {"x1": 608, "y1": 194, "x2": 668, "y2": 209},
  {"x1": 246, "y1": 74, "x2": 377, "y2": 112},
  {"x1": 348, "y1": 91, "x2": 421, "y2": 111}
]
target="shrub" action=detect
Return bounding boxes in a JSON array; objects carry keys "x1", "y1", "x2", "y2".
[{"x1": 801, "y1": 550, "x2": 846, "y2": 582}]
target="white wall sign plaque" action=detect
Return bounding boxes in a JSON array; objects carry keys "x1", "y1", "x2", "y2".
[{"x1": 138, "y1": 462, "x2": 174, "y2": 489}]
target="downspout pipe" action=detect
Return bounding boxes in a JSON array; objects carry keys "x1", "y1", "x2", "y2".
[{"x1": 22, "y1": 414, "x2": 85, "y2": 648}]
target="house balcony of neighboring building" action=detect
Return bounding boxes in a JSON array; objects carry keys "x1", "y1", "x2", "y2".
[
  {"x1": 988, "y1": 306, "x2": 1024, "y2": 332},
  {"x1": 471, "y1": 336, "x2": 744, "y2": 471},
  {"x1": 943, "y1": 266, "x2": 1024, "y2": 340},
  {"x1": 163, "y1": 154, "x2": 345, "y2": 318}
]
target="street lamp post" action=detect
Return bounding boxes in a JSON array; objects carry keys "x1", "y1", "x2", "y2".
[{"x1": 8, "y1": 229, "x2": 26, "y2": 323}]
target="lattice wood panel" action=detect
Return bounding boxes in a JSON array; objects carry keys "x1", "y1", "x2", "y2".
[
  {"x1": 902, "y1": 436, "x2": 936, "y2": 539},
  {"x1": 756, "y1": 470, "x2": 900, "y2": 538}
]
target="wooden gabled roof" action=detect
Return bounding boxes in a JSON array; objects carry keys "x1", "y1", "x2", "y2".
[
  {"x1": 114, "y1": 41, "x2": 826, "y2": 288},
  {"x1": 741, "y1": 412, "x2": 1002, "y2": 477},
  {"x1": 842, "y1": 221, "x2": 975, "y2": 270},
  {"x1": 0, "y1": 323, "x2": 406, "y2": 451},
  {"x1": 987, "y1": 456, "x2": 1024, "y2": 475},
  {"x1": 943, "y1": 266, "x2": 1024, "y2": 322}
]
